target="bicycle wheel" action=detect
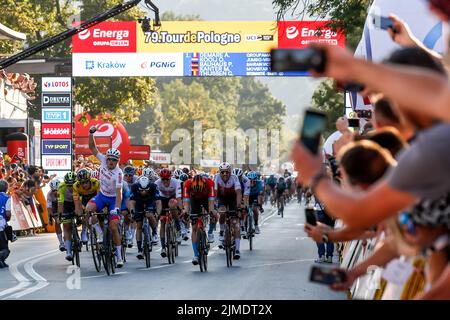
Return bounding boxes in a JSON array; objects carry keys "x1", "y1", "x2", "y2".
[
  {"x1": 85, "y1": 226, "x2": 90, "y2": 252},
  {"x1": 90, "y1": 227, "x2": 102, "y2": 272},
  {"x1": 200, "y1": 230, "x2": 208, "y2": 272},
  {"x1": 143, "y1": 221, "x2": 151, "y2": 268},
  {"x1": 281, "y1": 200, "x2": 284, "y2": 218},
  {"x1": 248, "y1": 214, "x2": 253, "y2": 251},
  {"x1": 173, "y1": 224, "x2": 179, "y2": 258},
  {"x1": 110, "y1": 236, "x2": 116, "y2": 275},
  {"x1": 72, "y1": 222, "x2": 80, "y2": 268},
  {"x1": 103, "y1": 229, "x2": 111, "y2": 276},
  {"x1": 225, "y1": 226, "x2": 233, "y2": 268},
  {"x1": 166, "y1": 224, "x2": 173, "y2": 264}
]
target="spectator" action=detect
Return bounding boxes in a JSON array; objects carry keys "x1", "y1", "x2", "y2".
[{"x1": 0, "y1": 179, "x2": 11, "y2": 268}]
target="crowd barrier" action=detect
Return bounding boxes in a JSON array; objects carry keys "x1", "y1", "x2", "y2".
[{"x1": 337, "y1": 220, "x2": 426, "y2": 300}]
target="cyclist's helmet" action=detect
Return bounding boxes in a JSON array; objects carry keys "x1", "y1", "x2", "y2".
[
  {"x1": 49, "y1": 178, "x2": 61, "y2": 191},
  {"x1": 256, "y1": 171, "x2": 261, "y2": 179},
  {"x1": 64, "y1": 172, "x2": 76, "y2": 185},
  {"x1": 232, "y1": 168, "x2": 243, "y2": 177},
  {"x1": 159, "y1": 168, "x2": 172, "y2": 179},
  {"x1": 137, "y1": 176, "x2": 150, "y2": 190},
  {"x1": 247, "y1": 171, "x2": 258, "y2": 181},
  {"x1": 218, "y1": 162, "x2": 231, "y2": 172},
  {"x1": 76, "y1": 169, "x2": 91, "y2": 182},
  {"x1": 173, "y1": 168, "x2": 183, "y2": 179},
  {"x1": 191, "y1": 174, "x2": 207, "y2": 192},
  {"x1": 123, "y1": 165, "x2": 135, "y2": 176},
  {"x1": 142, "y1": 167, "x2": 154, "y2": 178},
  {"x1": 179, "y1": 173, "x2": 189, "y2": 182},
  {"x1": 201, "y1": 172, "x2": 210, "y2": 178},
  {"x1": 106, "y1": 148, "x2": 121, "y2": 161},
  {"x1": 279, "y1": 177, "x2": 285, "y2": 182}
]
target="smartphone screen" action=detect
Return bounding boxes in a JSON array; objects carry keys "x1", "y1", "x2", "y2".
[
  {"x1": 305, "y1": 208, "x2": 317, "y2": 226},
  {"x1": 300, "y1": 109, "x2": 327, "y2": 154},
  {"x1": 373, "y1": 16, "x2": 394, "y2": 30},
  {"x1": 309, "y1": 266, "x2": 347, "y2": 285},
  {"x1": 348, "y1": 118, "x2": 360, "y2": 128}
]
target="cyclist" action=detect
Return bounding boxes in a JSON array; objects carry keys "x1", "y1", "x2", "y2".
[
  {"x1": 142, "y1": 167, "x2": 158, "y2": 183},
  {"x1": 214, "y1": 162, "x2": 242, "y2": 260},
  {"x1": 122, "y1": 165, "x2": 138, "y2": 248},
  {"x1": 73, "y1": 169, "x2": 100, "y2": 245},
  {"x1": 266, "y1": 174, "x2": 277, "y2": 205},
  {"x1": 183, "y1": 174, "x2": 216, "y2": 265},
  {"x1": 232, "y1": 168, "x2": 250, "y2": 237},
  {"x1": 285, "y1": 175, "x2": 293, "y2": 201},
  {"x1": 275, "y1": 176, "x2": 287, "y2": 215},
  {"x1": 247, "y1": 171, "x2": 263, "y2": 234},
  {"x1": 155, "y1": 168, "x2": 183, "y2": 258},
  {"x1": 129, "y1": 176, "x2": 161, "y2": 260},
  {"x1": 255, "y1": 171, "x2": 265, "y2": 213},
  {"x1": 57, "y1": 172, "x2": 77, "y2": 261},
  {"x1": 178, "y1": 173, "x2": 191, "y2": 241},
  {"x1": 86, "y1": 126, "x2": 125, "y2": 268},
  {"x1": 47, "y1": 178, "x2": 64, "y2": 251}
]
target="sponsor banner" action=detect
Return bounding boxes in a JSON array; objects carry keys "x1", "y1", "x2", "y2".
[
  {"x1": 72, "y1": 21, "x2": 137, "y2": 53},
  {"x1": 183, "y1": 52, "x2": 307, "y2": 76},
  {"x1": 72, "y1": 53, "x2": 184, "y2": 77},
  {"x1": 278, "y1": 21, "x2": 345, "y2": 49},
  {"x1": 41, "y1": 123, "x2": 72, "y2": 139},
  {"x1": 129, "y1": 145, "x2": 150, "y2": 160},
  {"x1": 137, "y1": 21, "x2": 277, "y2": 53},
  {"x1": 42, "y1": 154, "x2": 72, "y2": 170},
  {"x1": 74, "y1": 136, "x2": 111, "y2": 155},
  {"x1": 42, "y1": 93, "x2": 71, "y2": 107},
  {"x1": 42, "y1": 139, "x2": 72, "y2": 155},
  {"x1": 151, "y1": 152, "x2": 171, "y2": 164},
  {"x1": 200, "y1": 159, "x2": 221, "y2": 168},
  {"x1": 42, "y1": 77, "x2": 72, "y2": 92},
  {"x1": 42, "y1": 108, "x2": 72, "y2": 123}
]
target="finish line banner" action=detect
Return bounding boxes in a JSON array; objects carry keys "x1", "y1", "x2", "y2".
[{"x1": 72, "y1": 20, "x2": 344, "y2": 77}]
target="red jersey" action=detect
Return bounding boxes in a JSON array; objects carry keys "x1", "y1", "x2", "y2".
[{"x1": 183, "y1": 178, "x2": 215, "y2": 200}]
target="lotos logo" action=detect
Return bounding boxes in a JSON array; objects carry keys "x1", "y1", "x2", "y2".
[
  {"x1": 78, "y1": 29, "x2": 91, "y2": 40},
  {"x1": 286, "y1": 26, "x2": 299, "y2": 39},
  {"x1": 44, "y1": 81, "x2": 51, "y2": 88}
]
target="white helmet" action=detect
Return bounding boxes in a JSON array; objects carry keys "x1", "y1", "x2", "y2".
[
  {"x1": 137, "y1": 176, "x2": 150, "y2": 190},
  {"x1": 232, "y1": 168, "x2": 243, "y2": 177},
  {"x1": 142, "y1": 167, "x2": 154, "y2": 178},
  {"x1": 50, "y1": 178, "x2": 61, "y2": 191},
  {"x1": 106, "y1": 148, "x2": 120, "y2": 160},
  {"x1": 173, "y1": 168, "x2": 183, "y2": 179},
  {"x1": 218, "y1": 162, "x2": 231, "y2": 172}
]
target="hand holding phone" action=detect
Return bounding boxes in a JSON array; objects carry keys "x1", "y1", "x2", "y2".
[
  {"x1": 300, "y1": 109, "x2": 327, "y2": 154},
  {"x1": 372, "y1": 15, "x2": 398, "y2": 33},
  {"x1": 347, "y1": 118, "x2": 360, "y2": 128},
  {"x1": 309, "y1": 266, "x2": 347, "y2": 285},
  {"x1": 271, "y1": 48, "x2": 326, "y2": 73},
  {"x1": 305, "y1": 208, "x2": 317, "y2": 226}
]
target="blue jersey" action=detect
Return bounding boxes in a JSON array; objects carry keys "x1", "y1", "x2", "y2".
[
  {"x1": 249, "y1": 181, "x2": 264, "y2": 196},
  {"x1": 0, "y1": 192, "x2": 9, "y2": 220}
]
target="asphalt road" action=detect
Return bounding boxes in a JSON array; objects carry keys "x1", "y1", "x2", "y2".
[{"x1": 0, "y1": 201, "x2": 345, "y2": 300}]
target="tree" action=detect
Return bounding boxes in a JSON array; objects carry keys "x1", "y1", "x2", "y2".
[
  {"x1": 272, "y1": 0, "x2": 372, "y2": 50},
  {"x1": 311, "y1": 79, "x2": 343, "y2": 138},
  {"x1": 73, "y1": 0, "x2": 159, "y2": 123}
]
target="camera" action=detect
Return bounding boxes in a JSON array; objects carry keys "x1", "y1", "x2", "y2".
[{"x1": 270, "y1": 48, "x2": 326, "y2": 73}]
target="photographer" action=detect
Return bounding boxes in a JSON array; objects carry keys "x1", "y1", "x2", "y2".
[{"x1": 0, "y1": 179, "x2": 12, "y2": 268}]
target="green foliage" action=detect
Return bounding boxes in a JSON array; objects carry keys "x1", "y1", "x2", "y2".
[{"x1": 311, "y1": 79, "x2": 343, "y2": 137}]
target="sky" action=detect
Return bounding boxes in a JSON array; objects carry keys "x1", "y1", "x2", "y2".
[{"x1": 138, "y1": 0, "x2": 322, "y2": 120}]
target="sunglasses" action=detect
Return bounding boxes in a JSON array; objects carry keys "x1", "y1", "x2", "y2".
[
  {"x1": 398, "y1": 212, "x2": 416, "y2": 236},
  {"x1": 124, "y1": 174, "x2": 134, "y2": 177},
  {"x1": 162, "y1": 178, "x2": 170, "y2": 181},
  {"x1": 220, "y1": 171, "x2": 230, "y2": 175},
  {"x1": 107, "y1": 158, "x2": 118, "y2": 162},
  {"x1": 81, "y1": 180, "x2": 91, "y2": 185}
]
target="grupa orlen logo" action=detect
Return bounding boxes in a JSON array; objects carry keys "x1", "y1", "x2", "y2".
[
  {"x1": 78, "y1": 29, "x2": 91, "y2": 40},
  {"x1": 286, "y1": 26, "x2": 299, "y2": 39}
]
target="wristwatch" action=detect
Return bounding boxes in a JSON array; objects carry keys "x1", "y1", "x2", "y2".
[
  {"x1": 310, "y1": 168, "x2": 329, "y2": 194},
  {"x1": 322, "y1": 231, "x2": 329, "y2": 243}
]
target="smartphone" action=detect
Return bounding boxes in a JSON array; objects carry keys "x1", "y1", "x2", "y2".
[
  {"x1": 309, "y1": 266, "x2": 347, "y2": 285},
  {"x1": 271, "y1": 48, "x2": 326, "y2": 73},
  {"x1": 348, "y1": 118, "x2": 360, "y2": 128},
  {"x1": 305, "y1": 208, "x2": 317, "y2": 226},
  {"x1": 372, "y1": 15, "x2": 398, "y2": 32},
  {"x1": 300, "y1": 109, "x2": 328, "y2": 154}
]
